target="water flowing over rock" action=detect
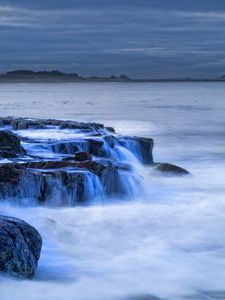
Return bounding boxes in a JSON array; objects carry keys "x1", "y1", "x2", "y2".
[
  {"x1": 0, "y1": 216, "x2": 42, "y2": 278},
  {"x1": 0, "y1": 117, "x2": 189, "y2": 206}
]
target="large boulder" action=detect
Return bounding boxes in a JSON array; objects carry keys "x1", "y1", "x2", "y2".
[
  {"x1": 0, "y1": 216, "x2": 42, "y2": 278},
  {"x1": 0, "y1": 131, "x2": 25, "y2": 157}
]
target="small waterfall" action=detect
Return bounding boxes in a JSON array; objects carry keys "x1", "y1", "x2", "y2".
[
  {"x1": 1, "y1": 169, "x2": 104, "y2": 207},
  {"x1": 117, "y1": 170, "x2": 143, "y2": 198},
  {"x1": 118, "y1": 139, "x2": 145, "y2": 163},
  {"x1": 82, "y1": 171, "x2": 104, "y2": 203},
  {"x1": 110, "y1": 144, "x2": 141, "y2": 163},
  {"x1": 50, "y1": 140, "x2": 88, "y2": 154},
  {"x1": 35, "y1": 170, "x2": 103, "y2": 206},
  {"x1": 0, "y1": 122, "x2": 154, "y2": 206},
  {"x1": 22, "y1": 142, "x2": 55, "y2": 159},
  {"x1": 99, "y1": 145, "x2": 147, "y2": 199}
]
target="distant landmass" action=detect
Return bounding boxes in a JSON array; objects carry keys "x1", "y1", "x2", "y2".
[
  {"x1": 0, "y1": 70, "x2": 131, "y2": 82},
  {"x1": 0, "y1": 70, "x2": 225, "y2": 82}
]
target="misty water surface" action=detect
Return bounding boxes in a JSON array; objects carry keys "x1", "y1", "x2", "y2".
[{"x1": 0, "y1": 82, "x2": 225, "y2": 300}]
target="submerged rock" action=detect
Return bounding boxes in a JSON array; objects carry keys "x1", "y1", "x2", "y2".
[
  {"x1": 154, "y1": 163, "x2": 190, "y2": 175},
  {"x1": 0, "y1": 216, "x2": 42, "y2": 278}
]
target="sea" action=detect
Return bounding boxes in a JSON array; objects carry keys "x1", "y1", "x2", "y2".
[{"x1": 0, "y1": 82, "x2": 225, "y2": 300}]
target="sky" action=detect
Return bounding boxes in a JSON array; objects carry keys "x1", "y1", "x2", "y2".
[{"x1": 0, "y1": 0, "x2": 225, "y2": 79}]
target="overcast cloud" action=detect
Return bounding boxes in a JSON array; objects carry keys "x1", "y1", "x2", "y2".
[{"x1": 0, "y1": 0, "x2": 225, "y2": 78}]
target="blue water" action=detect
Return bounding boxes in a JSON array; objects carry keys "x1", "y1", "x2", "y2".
[{"x1": 0, "y1": 82, "x2": 225, "y2": 300}]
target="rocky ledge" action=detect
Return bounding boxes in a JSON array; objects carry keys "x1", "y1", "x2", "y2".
[
  {"x1": 0, "y1": 216, "x2": 42, "y2": 278},
  {"x1": 0, "y1": 117, "x2": 189, "y2": 205}
]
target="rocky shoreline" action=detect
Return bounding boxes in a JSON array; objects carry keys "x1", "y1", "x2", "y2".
[
  {"x1": 0, "y1": 116, "x2": 189, "y2": 278},
  {"x1": 0, "y1": 116, "x2": 189, "y2": 205}
]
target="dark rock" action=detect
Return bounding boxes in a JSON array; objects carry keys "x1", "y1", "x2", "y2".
[
  {"x1": 0, "y1": 131, "x2": 25, "y2": 157},
  {"x1": 74, "y1": 151, "x2": 92, "y2": 162},
  {"x1": 136, "y1": 137, "x2": 154, "y2": 164},
  {"x1": 11, "y1": 119, "x2": 45, "y2": 130},
  {"x1": 105, "y1": 126, "x2": 115, "y2": 133},
  {"x1": 0, "y1": 116, "x2": 14, "y2": 126},
  {"x1": 59, "y1": 120, "x2": 104, "y2": 131},
  {"x1": 0, "y1": 117, "x2": 157, "y2": 204},
  {"x1": 154, "y1": 163, "x2": 190, "y2": 175},
  {"x1": 23, "y1": 160, "x2": 105, "y2": 175},
  {"x1": 86, "y1": 138, "x2": 105, "y2": 156},
  {"x1": 0, "y1": 117, "x2": 105, "y2": 133},
  {"x1": 0, "y1": 216, "x2": 42, "y2": 278},
  {"x1": 49, "y1": 138, "x2": 108, "y2": 157},
  {"x1": 0, "y1": 163, "x2": 21, "y2": 184},
  {"x1": 118, "y1": 136, "x2": 154, "y2": 164},
  {"x1": 0, "y1": 150, "x2": 19, "y2": 158},
  {"x1": 0, "y1": 159, "x2": 135, "y2": 203},
  {"x1": 50, "y1": 142, "x2": 80, "y2": 154},
  {"x1": 103, "y1": 135, "x2": 116, "y2": 148}
]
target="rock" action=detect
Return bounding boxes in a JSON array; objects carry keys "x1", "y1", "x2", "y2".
[
  {"x1": 103, "y1": 135, "x2": 116, "y2": 148},
  {"x1": 0, "y1": 150, "x2": 19, "y2": 158},
  {"x1": 0, "y1": 117, "x2": 157, "y2": 204},
  {"x1": 0, "y1": 163, "x2": 21, "y2": 184},
  {"x1": 0, "y1": 131, "x2": 25, "y2": 157},
  {"x1": 118, "y1": 136, "x2": 154, "y2": 164},
  {"x1": 11, "y1": 119, "x2": 45, "y2": 130},
  {"x1": 0, "y1": 159, "x2": 135, "y2": 203},
  {"x1": 0, "y1": 216, "x2": 42, "y2": 278},
  {"x1": 50, "y1": 142, "x2": 80, "y2": 154},
  {"x1": 86, "y1": 138, "x2": 105, "y2": 156},
  {"x1": 0, "y1": 116, "x2": 14, "y2": 126},
  {"x1": 0, "y1": 117, "x2": 105, "y2": 132},
  {"x1": 59, "y1": 120, "x2": 104, "y2": 131},
  {"x1": 23, "y1": 160, "x2": 105, "y2": 175},
  {"x1": 105, "y1": 126, "x2": 115, "y2": 133},
  {"x1": 154, "y1": 163, "x2": 189, "y2": 175},
  {"x1": 74, "y1": 151, "x2": 92, "y2": 161},
  {"x1": 0, "y1": 159, "x2": 106, "y2": 193}
]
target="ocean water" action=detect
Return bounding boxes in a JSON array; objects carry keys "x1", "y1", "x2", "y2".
[{"x1": 0, "y1": 82, "x2": 225, "y2": 300}]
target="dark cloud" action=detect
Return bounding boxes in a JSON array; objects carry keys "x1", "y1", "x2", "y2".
[{"x1": 0, "y1": 1, "x2": 225, "y2": 78}]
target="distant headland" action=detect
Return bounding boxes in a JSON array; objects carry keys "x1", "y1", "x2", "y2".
[
  {"x1": 0, "y1": 70, "x2": 225, "y2": 82},
  {"x1": 0, "y1": 70, "x2": 131, "y2": 82}
]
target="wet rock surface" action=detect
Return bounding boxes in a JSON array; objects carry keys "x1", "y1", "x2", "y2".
[
  {"x1": 0, "y1": 116, "x2": 104, "y2": 132},
  {"x1": 0, "y1": 117, "x2": 189, "y2": 205},
  {"x1": 154, "y1": 162, "x2": 190, "y2": 175},
  {"x1": 0, "y1": 130, "x2": 25, "y2": 158},
  {"x1": 74, "y1": 151, "x2": 92, "y2": 161},
  {"x1": 0, "y1": 216, "x2": 42, "y2": 278}
]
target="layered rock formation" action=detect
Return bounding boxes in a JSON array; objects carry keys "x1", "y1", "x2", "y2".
[{"x1": 0, "y1": 117, "x2": 188, "y2": 206}]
